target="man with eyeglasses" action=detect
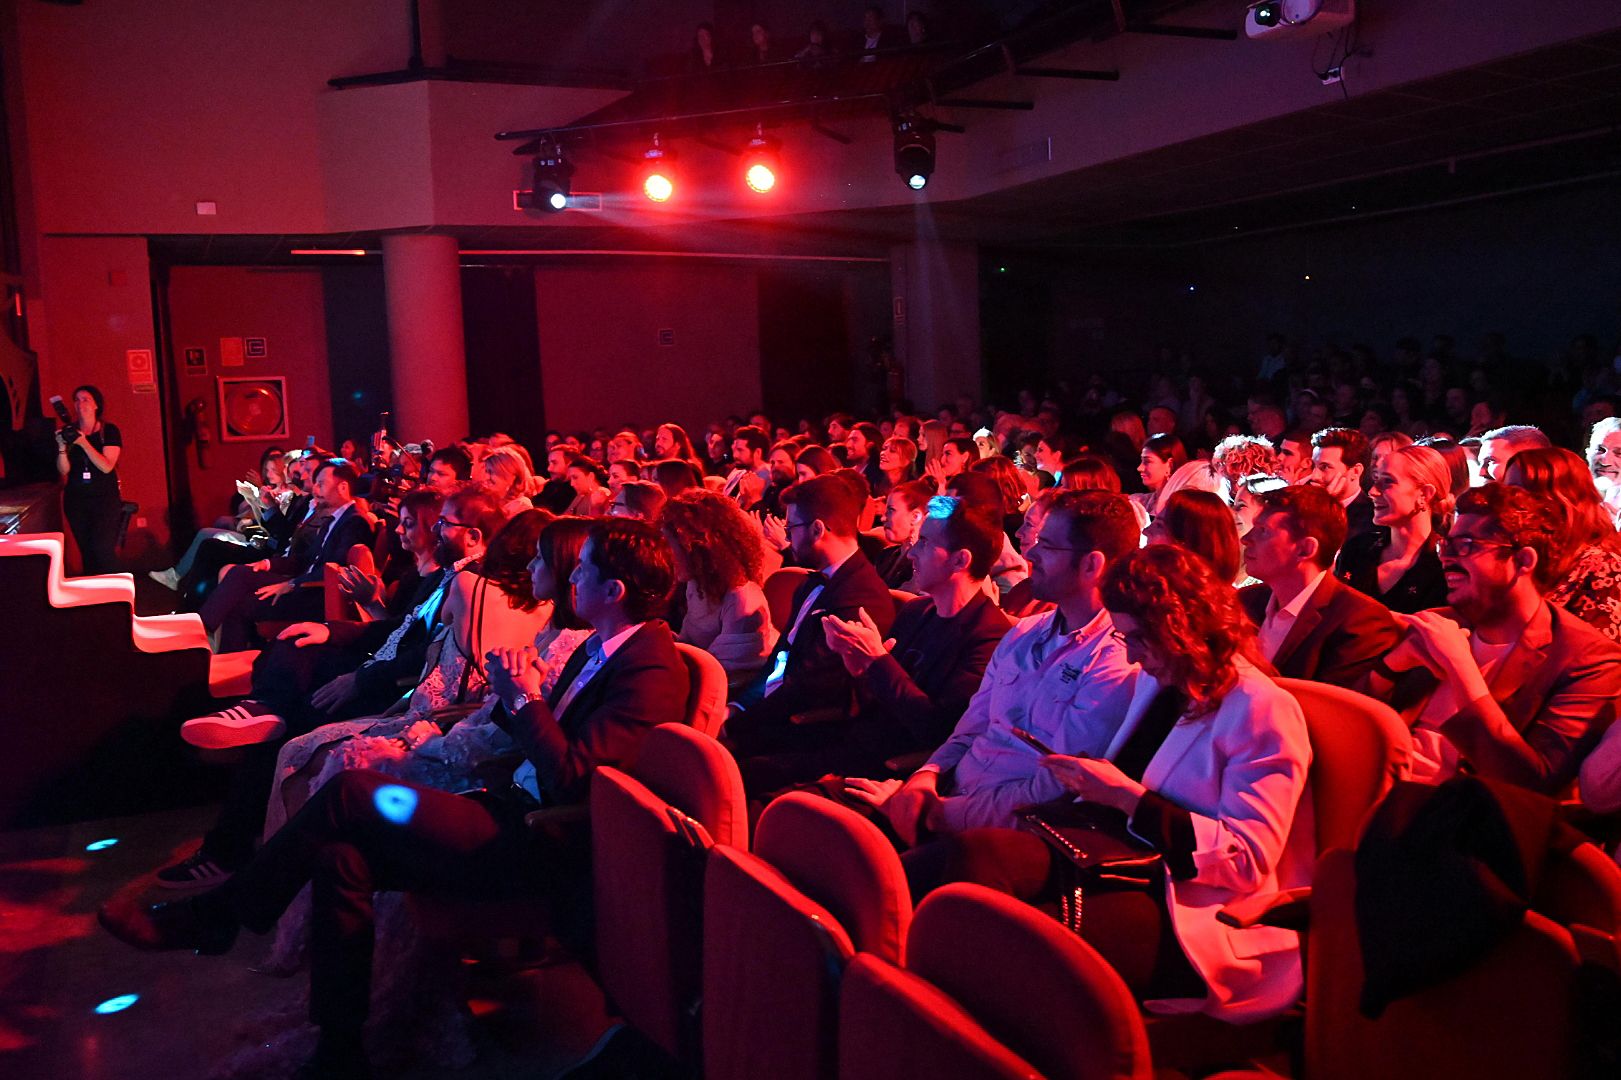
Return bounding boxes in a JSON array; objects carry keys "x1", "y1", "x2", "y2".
[
  {"x1": 1361, "y1": 483, "x2": 1621, "y2": 793},
  {"x1": 843, "y1": 490, "x2": 1142, "y2": 844},
  {"x1": 724, "y1": 473, "x2": 896, "y2": 774}
]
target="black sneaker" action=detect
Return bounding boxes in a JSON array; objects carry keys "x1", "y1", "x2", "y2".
[
  {"x1": 155, "y1": 849, "x2": 237, "y2": 890},
  {"x1": 97, "y1": 893, "x2": 239, "y2": 955}
]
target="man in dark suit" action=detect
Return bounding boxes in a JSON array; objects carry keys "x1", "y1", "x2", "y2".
[
  {"x1": 202, "y1": 459, "x2": 376, "y2": 650},
  {"x1": 100, "y1": 518, "x2": 689, "y2": 1079},
  {"x1": 1240, "y1": 483, "x2": 1400, "y2": 687},
  {"x1": 1359, "y1": 483, "x2": 1621, "y2": 795},
  {"x1": 725, "y1": 473, "x2": 896, "y2": 765},
  {"x1": 1306, "y1": 426, "x2": 1376, "y2": 546},
  {"x1": 820, "y1": 493, "x2": 1012, "y2": 774}
]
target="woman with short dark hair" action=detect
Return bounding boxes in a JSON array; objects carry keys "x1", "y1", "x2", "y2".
[{"x1": 56, "y1": 383, "x2": 124, "y2": 573}]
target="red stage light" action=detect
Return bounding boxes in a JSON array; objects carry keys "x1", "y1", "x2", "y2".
[
  {"x1": 644, "y1": 172, "x2": 674, "y2": 202},
  {"x1": 744, "y1": 162, "x2": 776, "y2": 194}
]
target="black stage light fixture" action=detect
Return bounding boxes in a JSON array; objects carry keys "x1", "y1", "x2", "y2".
[
  {"x1": 893, "y1": 115, "x2": 935, "y2": 191},
  {"x1": 531, "y1": 140, "x2": 574, "y2": 212}
]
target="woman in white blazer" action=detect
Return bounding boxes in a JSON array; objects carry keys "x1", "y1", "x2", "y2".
[{"x1": 1043, "y1": 543, "x2": 1314, "y2": 1022}]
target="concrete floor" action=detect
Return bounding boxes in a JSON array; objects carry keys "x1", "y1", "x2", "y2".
[{"x1": 0, "y1": 803, "x2": 615, "y2": 1079}]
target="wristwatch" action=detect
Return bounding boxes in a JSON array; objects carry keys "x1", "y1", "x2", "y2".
[{"x1": 508, "y1": 691, "x2": 532, "y2": 714}]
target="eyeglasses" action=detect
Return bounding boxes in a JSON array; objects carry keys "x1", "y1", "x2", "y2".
[
  {"x1": 785, "y1": 519, "x2": 815, "y2": 533},
  {"x1": 1439, "y1": 535, "x2": 1516, "y2": 559},
  {"x1": 1109, "y1": 628, "x2": 1147, "y2": 648},
  {"x1": 434, "y1": 517, "x2": 475, "y2": 532}
]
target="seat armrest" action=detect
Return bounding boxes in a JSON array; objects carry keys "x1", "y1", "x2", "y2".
[
  {"x1": 1216, "y1": 887, "x2": 1313, "y2": 931},
  {"x1": 525, "y1": 804, "x2": 589, "y2": 831},
  {"x1": 1561, "y1": 800, "x2": 1621, "y2": 846},
  {"x1": 789, "y1": 706, "x2": 847, "y2": 726},
  {"x1": 882, "y1": 750, "x2": 931, "y2": 775},
  {"x1": 1571, "y1": 925, "x2": 1621, "y2": 973}
]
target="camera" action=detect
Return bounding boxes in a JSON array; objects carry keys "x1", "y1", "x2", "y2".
[{"x1": 49, "y1": 394, "x2": 78, "y2": 443}]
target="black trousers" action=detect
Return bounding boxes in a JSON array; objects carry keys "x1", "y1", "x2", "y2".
[
  {"x1": 223, "y1": 769, "x2": 572, "y2": 1034},
  {"x1": 64, "y1": 493, "x2": 121, "y2": 575}
]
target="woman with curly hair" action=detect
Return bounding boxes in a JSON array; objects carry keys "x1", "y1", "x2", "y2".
[
  {"x1": 1209, "y1": 435, "x2": 1278, "y2": 503},
  {"x1": 900, "y1": 544, "x2": 1311, "y2": 1020},
  {"x1": 1505, "y1": 446, "x2": 1621, "y2": 642},
  {"x1": 662, "y1": 489, "x2": 779, "y2": 684},
  {"x1": 1336, "y1": 444, "x2": 1452, "y2": 613},
  {"x1": 1145, "y1": 489, "x2": 1245, "y2": 586}
]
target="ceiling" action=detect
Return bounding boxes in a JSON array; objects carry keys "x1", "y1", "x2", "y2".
[{"x1": 150, "y1": 25, "x2": 1621, "y2": 265}]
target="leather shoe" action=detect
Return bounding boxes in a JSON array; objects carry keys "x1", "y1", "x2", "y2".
[{"x1": 97, "y1": 894, "x2": 238, "y2": 955}]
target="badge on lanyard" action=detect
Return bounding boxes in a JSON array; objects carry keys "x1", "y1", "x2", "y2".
[{"x1": 81, "y1": 470, "x2": 93, "y2": 483}]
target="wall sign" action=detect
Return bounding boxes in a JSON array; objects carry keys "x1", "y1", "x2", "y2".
[
  {"x1": 126, "y1": 348, "x2": 156, "y2": 393},
  {"x1": 245, "y1": 337, "x2": 268, "y2": 359},
  {"x1": 657, "y1": 328, "x2": 675, "y2": 347},
  {"x1": 183, "y1": 347, "x2": 207, "y2": 375},
  {"x1": 220, "y1": 337, "x2": 245, "y2": 367}
]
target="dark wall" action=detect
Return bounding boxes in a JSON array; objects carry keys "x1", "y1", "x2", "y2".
[
  {"x1": 988, "y1": 180, "x2": 1621, "y2": 396},
  {"x1": 465, "y1": 265, "x2": 546, "y2": 446},
  {"x1": 323, "y1": 265, "x2": 391, "y2": 451}
]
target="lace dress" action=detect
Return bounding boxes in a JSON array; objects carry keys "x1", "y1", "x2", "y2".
[{"x1": 1550, "y1": 544, "x2": 1621, "y2": 643}]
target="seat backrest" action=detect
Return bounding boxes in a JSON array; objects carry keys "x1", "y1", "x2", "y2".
[
  {"x1": 590, "y1": 727, "x2": 746, "y2": 1061},
  {"x1": 904, "y1": 883, "x2": 1153, "y2": 1080},
  {"x1": 1536, "y1": 839, "x2": 1621, "y2": 933},
  {"x1": 838, "y1": 953, "x2": 1041, "y2": 1080},
  {"x1": 1275, "y1": 678, "x2": 1411, "y2": 854},
  {"x1": 753, "y1": 791, "x2": 912, "y2": 964},
  {"x1": 888, "y1": 588, "x2": 914, "y2": 612},
  {"x1": 704, "y1": 844, "x2": 856, "y2": 1080},
  {"x1": 673, "y1": 642, "x2": 729, "y2": 736},
  {"x1": 1305, "y1": 848, "x2": 1580, "y2": 1080},
  {"x1": 764, "y1": 567, "x2": 814, "y2": 634}
]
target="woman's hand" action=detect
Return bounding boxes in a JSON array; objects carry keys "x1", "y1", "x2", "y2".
[
  {"x1": 1040, "y1": 754, "x2": 1146, "y2": 814},
  {"x1": 759, "y1": 512, "x2": 788, "y2": 552},
  {"x1": 337, "y1": 564, "x2": 383, "y2": 607}
]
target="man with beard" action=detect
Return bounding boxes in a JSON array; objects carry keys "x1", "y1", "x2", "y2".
[
  {"x1": 1360, "y1": 483, "x2": 1621, "y2": 794},
  {"x1": 152, "y1": 486, "x2": 506, "y2": 888},
  {"x1": 761, "y1": 440, "x2": 798, "y2": 517}
]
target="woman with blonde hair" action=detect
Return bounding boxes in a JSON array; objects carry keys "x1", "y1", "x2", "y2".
[
  {"x1": 662, "y1": 489, "x2": 779, "y2": 684},
  {"x1": 1505, "y1": 445, "x2": 1621, "y2": 642},
  {"x1": 1335, "y1": 444, "x2": 1452, "y2": 613},
  {"x1": 480, "y1": 446, "x2": 536, "y2": 516}
]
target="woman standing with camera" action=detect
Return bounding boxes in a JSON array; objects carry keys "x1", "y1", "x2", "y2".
[{"x1": 55, "y1": 384, "x2": 123, "y2": 574}]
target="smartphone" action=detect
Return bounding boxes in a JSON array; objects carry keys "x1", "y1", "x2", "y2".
[{"x1": 1010, "y1": 727, "x2": 1058, "y2": 756}]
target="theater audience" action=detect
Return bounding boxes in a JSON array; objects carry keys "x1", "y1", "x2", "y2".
[
  {"x1": 1230, "y1": 472, "x2": 1288, "y2": 539},
  {"x1": 662, "y1": 489, "x2": 777, "y2": 685},
  {"x1": 653, "y1": 422, "x2": 708, "y2": 477},
  {"x1": 1368, "y1": 430, "x2": 1414, "y2": 476},
  {"x1": 724, "y1": 474, "x2": 896, "y2": 765},
  {"x1": 725, "y1": 425, "x2": 771, "y2": 503},
  {"x1": 201, "y1": 460, "x2": 375, "y2": 651},
  {"x1": 100, "y1": 519, "x2": 689, "y2": 1080},
  {"x1": 1477, "y1": 423, "x2": 1551, "y2": 481},
  {"x1": 1060, "y1": 452, "x2": 1122, "y2": 493},
  {"x1": 946, "y1": 471, "x2": 1029, "y2": 601},
  {"x1": 846, "y1": 421, "x2": 884, "y2": 492},
  {"x1": 1240, "y1": 484, "x2": 1400, "y2": 685},
  {"x1": 1503, "y1": 446, "x2": 1621, "y2": 642},
  {"x1": 763, "y1": 440, "x2": 799, "y2": 515},
  {"x1": 650, "y1": 457, "x2": 704, "y2": 499},
  {"x1": 1146, "y1": 489, "x2": 1244, "y2": 587},
  {"x1": 1586, "y1": 416, "x2": 1621, "y2": 523},
  {"x1": 1360, "y1": 483, "x2": 1621, "y2": 793},
  {"x1": 793, "y1": 443, "x2": 839, "y2": 482},
  {"x1": 1002, "y1": 489, "x2": 1059, "y2": 618},
  {"x1": 424, "y1": 445, "x2": 474, "y2": 495},
  {"x1": 1336, "y1": 444, "x2": 1454, "y2": 613},
  {"x1": 873, "y1": 478, "x2": 933, "y2": 589},
  {"x1": 1274, "y1": 429, "x2": 1314, "y2": 484},
  {"x1": 1306, "y1": 427, "x2": 1375, "y2": 544},
  {"x1": 1209, "y1": 435, "x2": 1278, "y2": 502},
  {"x1": 843, "y1": 491, "x2": 1141, "y2": 836},
  {"x1": 876, "y1": 434, "x2": 917, "y2": 495},
  {"x1": 480, "y1": 447, "x2": 535, "y2": 517},
  {"x1": 609, "y1": 478, "x2": 667, "y2": 521},
  {"x1": 564, "y1": 455, "x2": 610, "y2": 516}
]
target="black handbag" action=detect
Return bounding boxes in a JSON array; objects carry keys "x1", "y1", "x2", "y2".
[{"x1": 1017, "y1": 799, "x2": 1163, "y2": 935}]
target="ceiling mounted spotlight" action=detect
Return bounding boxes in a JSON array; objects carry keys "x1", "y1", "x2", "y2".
[
  {"x1": 642, "y1": 133, "x2": 675, "y2": 203},
  {"x1": 893, "y1": 115, "x2": 935, "y2": 191},
  {"x1": 743, "y1": 125, "x2": 779, "y2": 194},
  {"x1": 530, "y1": 140, "x2": 574, "y2": 212}
]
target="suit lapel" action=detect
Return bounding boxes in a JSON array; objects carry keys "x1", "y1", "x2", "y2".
[
  {"x1": 545, "y1": 633, "x2": 599, "y2": 711},
  {"x1": 1486, "y1": 603, "x2": 1554, "y2": 726},
  {"x1": 1274, "y1": 577, "x2": 1333, "y2": 672}
]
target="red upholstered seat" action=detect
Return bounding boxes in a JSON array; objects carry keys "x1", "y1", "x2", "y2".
[
  {"x1": 764, "y1": 567, "x2": 813, "y2": 635},
  {"x1": 839, "y1": 954, "x2": 1042, "y2": 1080},
  {"x1": 838, "y1": 882, "x2": 1152, "y2": 1080},
  {"x1": 703, "y1": 791, "x2": 911, "y2": 1080},
  {"x1": 673, "y1": 642, "x2": 729, "y2": 736},
  {"x1": 1303, "y1": 848, "x2": 1590, "y2": 1080},
  {"x1": 592, "y1": 725, "x2": 745, "y2": 1061},
  {"x1": 1274, "y1": 678, "x2": 1411, "y2": 853}
]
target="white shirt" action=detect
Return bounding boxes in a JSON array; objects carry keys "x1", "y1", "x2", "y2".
[
  {"x1": 1257, "y1": 569, "x2": 1328, "y2": 662},
  {"x1": 511, "y1": 621, "x2": 645, "y2": 799}
]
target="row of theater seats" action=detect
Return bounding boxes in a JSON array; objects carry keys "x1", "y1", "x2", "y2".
[
  {"x1": 425, "y1": 681, "x2": 1621, "y2": 1080},
  {"x1": 0, "y1": 533, "x2": 255, "y2": 826}
]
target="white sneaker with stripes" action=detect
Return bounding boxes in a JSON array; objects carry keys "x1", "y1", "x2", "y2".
[{"x1": 180, "y1": 701, "x2": 287, "y2": 749}]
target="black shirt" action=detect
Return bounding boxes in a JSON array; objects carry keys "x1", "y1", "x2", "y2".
[
  {"x1": 1336, "y1": 527, "x2": 1449, "y2": 614},
  {"x1": 64, "y1": 422, "x2": 121, "y2": 501}
]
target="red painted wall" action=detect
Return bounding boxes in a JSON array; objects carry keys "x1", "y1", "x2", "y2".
[{"x1": 165, "y1": 267, "x2": 334, "y2": 525}]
